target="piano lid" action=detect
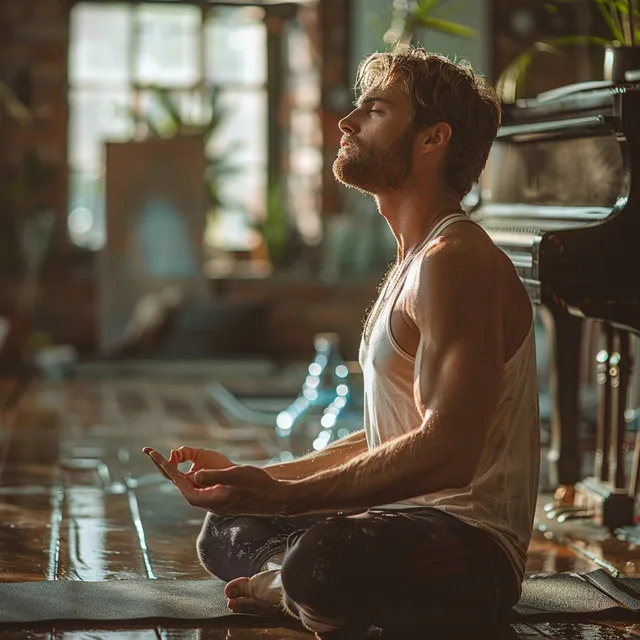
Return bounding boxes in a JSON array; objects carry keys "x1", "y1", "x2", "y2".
[
  {"x1": 481, "y1": 134, "x2": 626, "y2": 211},
  {"x1": 472, "y1": 81, "x2": 640, "y2": 331},
  {"x1": 476, "y1": 80, "x2": 633, "y2": 222}
]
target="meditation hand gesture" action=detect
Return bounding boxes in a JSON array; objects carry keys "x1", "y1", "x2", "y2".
[
  {"x1": 168, "y1": 447, "x2": 235, "y2": 476},
  {"x1": 143, "y1": 447, "x2": 293, "y2": 516}
]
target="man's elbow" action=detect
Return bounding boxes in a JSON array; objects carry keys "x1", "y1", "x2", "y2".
[{"x1": 439, "y1": 452, "x2": 480, "y2": 489}]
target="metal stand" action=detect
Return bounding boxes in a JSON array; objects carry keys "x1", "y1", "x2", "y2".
[{"x1": 547, "y1": 323, "x2": 638, "y2": 529}]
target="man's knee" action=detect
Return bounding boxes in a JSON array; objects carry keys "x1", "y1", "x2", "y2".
[
  {"x1": 196, "y1": 513, "x2": 232, "y2": 579},
  {"x1": 281, "y1": 518, "x2": 355, "y2": 611},
  {"x1": 196, "y1": 513, "x2": 265, "y2": 581},
  {"x1": 196, "y1": 513, "x2": 290, "y2": 582},
  {"x1": 281, "y1": 520, "x2": 369, "y2": 636}
]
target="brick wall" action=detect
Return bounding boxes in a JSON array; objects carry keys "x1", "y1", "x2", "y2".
[
  {"x1": 0, "y1": 0, "x2": 96, "y2": 357},
  {"x1": 0, "y1": 0, "x2": 70, "y2": 266},
  {"x1": 318, "y1": 0, "x2": 351, "y2": 217},
  {"x1": 0, "y1": 1, "x2": 369, "y2": 362}
]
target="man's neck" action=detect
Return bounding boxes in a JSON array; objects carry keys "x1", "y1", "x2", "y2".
[{"x1": 374, "y1": 185, "x2": 463, "y2": 261}]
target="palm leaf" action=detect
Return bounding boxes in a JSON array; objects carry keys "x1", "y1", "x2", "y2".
[
  {"x1": 594, "y1": 0, "x2": 627, "y2": 41},
  {"x1": 546, "y1": 34, "x2": 613, "y2": 46},
  {"x1": 203, "y1": 87, "x2": 229, "y2": 141},
  {"x1": 414, "y1": 16, "x2": 476, "y2": 38},
  {"x1": 497, "y1": 50, "x2": 534, "y2": 104},
  {"x1": 416, "y1": 0, "x2": 451, "y2": 19},
  {"x1": 152, "y1": 87, "x2": 184, "y2": 130}
]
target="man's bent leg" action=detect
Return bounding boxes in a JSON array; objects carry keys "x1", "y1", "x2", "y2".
[
  {"x1": 280, "y1": 508, "x2": 520, "y2": 633},
  {"x1": 196, "y1": 512, "x2": 330, "y2": 582}
]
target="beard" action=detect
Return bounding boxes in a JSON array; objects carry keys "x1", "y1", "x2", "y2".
[{"x1": 332, "y1": 125, "x2": 416, "y2": 195}]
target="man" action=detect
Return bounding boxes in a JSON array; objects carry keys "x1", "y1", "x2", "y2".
[{"x1": 144, "y1": 48, "x2": 539, "y2": 636}]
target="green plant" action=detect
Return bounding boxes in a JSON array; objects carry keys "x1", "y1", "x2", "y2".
[
  {"x1": 377, "y1": 0, "x2": 477, "y2": 50},
  {"x1": 589, "y1": 0, "x2": 639, "y2": 44},
  {"x1": 256, "y1": 177, "x2": 293, "y2": 269},
  {"x1": 497, "y1": 0, "x2": 639, "y2": 103},
  {"x1": 0, "y1": 79, "x2": 32, "y2": 126}
]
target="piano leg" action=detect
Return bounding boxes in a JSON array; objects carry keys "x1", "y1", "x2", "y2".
[
  {"x1": 539, "y1": 305, "x2": 583, "y2": 491},
  {"x1": 609, "y1": 329, "x2": 631, "y2": 490},
  {"x1": 594, "y1": 324, "x2": 614, "y2": 485},
  {"x1": 573, "y1": 325, "x2": 636, "y2": 530}
]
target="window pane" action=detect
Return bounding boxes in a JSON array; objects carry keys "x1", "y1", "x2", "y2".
[
  {"x1": 205, "y1": 7, "x2": 266, "y2": 85},
  {"x1": 218, "y1": 169, "x2": 266, "y2": 221},
  {"x1": 209, "y1": 170, "x2": 266, "y2": 251},
  {"x1": 69, "y1": 4, "x2": 131, "y2": 84},
  {"x1": 207, "y1": 89, "x2": 266, "y2": 168},
  {"x1": 137, "y1": 89, "x2": 207, "y2": 136},
  {"x1": 136, "y1": 4, "x2": 201, "y2": 86},
  {"x1": 68, "y1": 89, "x2": 133, "y2": 171}
]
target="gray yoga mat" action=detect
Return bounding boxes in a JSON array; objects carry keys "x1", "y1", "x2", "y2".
[
  {"x1": 512, "y1": 571, "x2": 640, "y2": 618},
  {"x1": 1, "y1": 570, "x2": 639, "y2": 624}
]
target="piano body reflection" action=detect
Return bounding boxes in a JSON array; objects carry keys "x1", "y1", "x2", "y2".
[{"x1": 471, "y1": 80, "x2": 640, "y2": 529}]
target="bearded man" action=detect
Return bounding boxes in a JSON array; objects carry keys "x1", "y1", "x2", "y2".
[{"x1": 144, "y1": 48, "x2": 539, "y2": 637}]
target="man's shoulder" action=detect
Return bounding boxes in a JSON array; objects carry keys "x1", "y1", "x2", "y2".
[{"x1": 414, "y1": 222, "x2": 501, "y2": 289}]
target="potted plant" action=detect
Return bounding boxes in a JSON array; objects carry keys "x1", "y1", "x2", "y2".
[
  {"x1": 376, "y1": 0, "x2": 477, "y2": 50},
  {"x1": 498, "y1": 0, "x2": 640, "y2": 103}
]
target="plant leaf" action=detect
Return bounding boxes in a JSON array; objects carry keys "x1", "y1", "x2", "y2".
[
  {"x1": 594, "y1": 0, "x2": 627, "y2": 42},
  {"x1": 497, "y1": 50, "x2": 534, "y2": 104},
  {"x1": 546, "y1": 34, "x2": 613, "y2": 46},
  {"x1": 152, "y1": 87, "x2": 184, "y2": 130},
  {"x1": 415, "y1": 16, "x2": 477, "y2": 38},
  {"x1": 416, "y1": 0, "x2": 450, "y2": 19},
  {"x1": 0, "y1": 80, "x2": 32, "y2": 126}
]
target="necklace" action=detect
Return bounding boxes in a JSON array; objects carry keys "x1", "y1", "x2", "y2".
[{"x1": 362, "y1": 209, "x2": 466, "y2": 345}]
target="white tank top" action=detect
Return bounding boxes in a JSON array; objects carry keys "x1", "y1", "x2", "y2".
[{"x1": 358, "y1": 213, "x2": 540, "y2": 587}]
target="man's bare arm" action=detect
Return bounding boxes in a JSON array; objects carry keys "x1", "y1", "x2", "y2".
[
  {"x1": 280, "y1": 237, "x2": 505, "y2": 514},
  {"x1": 264, "y1": 429, "x2": 367, "y2": 480}
]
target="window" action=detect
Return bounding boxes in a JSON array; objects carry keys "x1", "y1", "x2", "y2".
[{"x1": 67, "y1": 2, "x2": 267, "y2": 253}]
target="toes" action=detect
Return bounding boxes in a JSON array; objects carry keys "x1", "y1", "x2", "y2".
[
  {"x1": 228, "y1": 596, "x2": 278, "y2": 615},
  {"x1": 225, "y1": 576, "x2": 250, "y2": 599}
]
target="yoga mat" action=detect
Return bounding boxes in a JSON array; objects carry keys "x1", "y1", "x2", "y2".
[
  {"x1": 512, "y1": 571, "x2": 640, "y2": 618},
  {"x1": 1, "y1": 571, "x2": 638, "y2": 624}
]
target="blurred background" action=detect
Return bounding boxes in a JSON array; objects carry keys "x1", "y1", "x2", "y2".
[
  {"x1": 0, "y1": 0, "x2": 638, "y2": 448},
  {"x1": 2, "y1": 3, "x2": 640, "y2": 601}
]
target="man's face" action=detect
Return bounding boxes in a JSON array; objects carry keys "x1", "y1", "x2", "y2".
[{"x1": 332, "y1": 83, "x2": 417, "y2": 194}]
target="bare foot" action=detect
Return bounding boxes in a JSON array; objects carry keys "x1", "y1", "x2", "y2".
[{"x1": 225, "y1": 569, "x2": 283, "y2": 615}]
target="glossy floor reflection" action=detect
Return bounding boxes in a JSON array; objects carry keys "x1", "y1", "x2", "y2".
[{"x1": 0, "y1": 371, "x2": 639, "y2": 638}]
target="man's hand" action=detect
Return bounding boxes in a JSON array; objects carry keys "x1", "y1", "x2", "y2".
[
  {"x1": 143, "y1": 448, "x2": 293, "y2": 516},
  {"x1": 168, "y1": 447, "x2": 235, "y2": 476}
]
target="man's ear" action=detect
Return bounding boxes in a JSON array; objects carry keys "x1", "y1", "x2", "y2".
[{"x1": 421, "y1": 122, "x2": 452, "y2": 153}]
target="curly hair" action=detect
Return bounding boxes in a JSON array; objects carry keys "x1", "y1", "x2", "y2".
[{"x1": 355, "y1": 48, "x2": 501, "y2": 196}]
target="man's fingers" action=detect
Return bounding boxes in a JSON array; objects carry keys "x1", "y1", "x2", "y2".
[
  {"x1": 143, "y1": 448, "x2": 172, "y2": 480},
  {"x1": 145, "y1": 450, "x2": 195, "y2": 495},
  {"x1": 176, "y1": 447, "x2": 202, "y2": 463}
]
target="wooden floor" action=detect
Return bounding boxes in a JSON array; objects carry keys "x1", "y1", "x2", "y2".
[{"x1": 0, "y1": 365, "x2": 639, "y2": 639}]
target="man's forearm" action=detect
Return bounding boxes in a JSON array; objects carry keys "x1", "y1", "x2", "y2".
[
  {"x1": 282, "y1": 416, "x2": 474, "y2": 514},
  {"x1": 264, "y1": 429, "x2": 367, "y2": 480}
]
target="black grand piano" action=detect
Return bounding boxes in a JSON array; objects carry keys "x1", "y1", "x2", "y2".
[{"x1": 471, "y1": 79, "x2": 640, "y2": 529}]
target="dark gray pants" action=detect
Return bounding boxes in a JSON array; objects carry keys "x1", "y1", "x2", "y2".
[{"x1": 197, "y1": 507, "x2": 521, "y2": 634}]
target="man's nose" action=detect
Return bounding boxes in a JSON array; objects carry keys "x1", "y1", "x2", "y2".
[{"x1": 338, "y1": 110, "x2": 359, "y2": 135}]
